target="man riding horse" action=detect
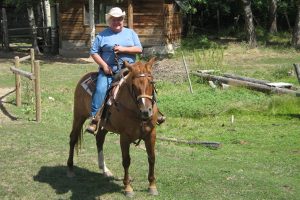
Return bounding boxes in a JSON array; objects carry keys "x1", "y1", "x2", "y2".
[{"x1": 86, "y1": 7, "x2": 165, "y2": 133}]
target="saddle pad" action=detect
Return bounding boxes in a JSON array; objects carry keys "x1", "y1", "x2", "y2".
[{"x1": 80, "y1": 73, "x2": 98, "y2": 96}]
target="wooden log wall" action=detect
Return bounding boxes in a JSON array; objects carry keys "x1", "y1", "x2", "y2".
[{"x1": 59, "y1": 0, "x2": 182, "y2": 50}]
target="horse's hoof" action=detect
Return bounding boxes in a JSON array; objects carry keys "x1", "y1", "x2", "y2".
[
  {"x1": 103, "y1": 171, "x2": 114, "y2": 178},
  {"x1": 125, "y1": 191, "x2": 134, "y2": 198},
  {"x1": 67, "y1": 170, "x2": 75, "y2": 178},
  {"x1": 148, "y1": 187, "x2": 159, "y2": 196}
]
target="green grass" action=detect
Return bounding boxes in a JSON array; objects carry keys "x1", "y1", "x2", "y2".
[{"x1": 0, "y1": 42, "x2": 300, "y2": 199}]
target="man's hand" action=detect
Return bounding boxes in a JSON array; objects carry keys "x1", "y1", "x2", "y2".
[
  {"x1": 102, "y1": 65, "x2": 113, "y2": 75},
  {"x1": 113, "y1": 45, "x2": 123, "y2": 54}
]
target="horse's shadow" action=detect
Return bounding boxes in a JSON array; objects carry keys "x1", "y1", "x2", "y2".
[{"x1": 33, "y1": 165, "x2": 122, "y2": 199}]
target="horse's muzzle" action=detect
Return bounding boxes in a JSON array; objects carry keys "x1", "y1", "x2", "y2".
[{"x1": 140, "y1": 107, "x2": 153, "y2": 121}]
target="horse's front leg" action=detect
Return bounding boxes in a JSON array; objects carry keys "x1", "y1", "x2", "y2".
[
  {"x1": 96, "y1": 129, "x2": 113, "y2": 177},
  {"x1": 144, "y1": 129, "x2": 158, "y2": 195},
  {"x1": 120, "y1": 135, "x2": 134, "y2": 197}
]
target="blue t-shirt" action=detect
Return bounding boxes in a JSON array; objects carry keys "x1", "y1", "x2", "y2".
[{"x1": 90, "y1": 27, "x2": 142, "y2": 72}]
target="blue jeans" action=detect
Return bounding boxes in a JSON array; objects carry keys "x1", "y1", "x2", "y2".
[{"x1": 91, "y1": 71, "x2": 114, "y2": 117}]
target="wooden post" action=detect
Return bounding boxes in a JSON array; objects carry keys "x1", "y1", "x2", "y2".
[
  {"x1": 14, "y1": 56, "x2": 21, "y2": 106},
  {"x1": 34, "y1": 61, "x2": 41, "y2": 122},
  {"x1": 181, "y1": 52, "x2": 193, "y2": 94},
  {"x1": 30, "y1": 48, "x2": 35, "y2": 73},
  {"x1": 294, "y1": 64, "x2": 300, "y2": 84},
  {"x1": 128, "y1": 0, "x2": 133, "y2": 29}
]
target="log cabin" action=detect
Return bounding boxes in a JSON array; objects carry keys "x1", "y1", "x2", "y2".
[{"x1": 58, "y1": 0, "x2": 182, "y2": 57}]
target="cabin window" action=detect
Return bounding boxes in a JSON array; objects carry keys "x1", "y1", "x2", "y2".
[{"x1": 84, "y1": 0, "x2": 125, "y2": 25}]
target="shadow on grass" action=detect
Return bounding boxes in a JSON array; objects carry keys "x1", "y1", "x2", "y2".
[
  {"x1": 0, "y1": 89, "x2": 18, "y2": 121},
  {"x1": 276, "y1": 114, "x2": 300, "y2": 119},
  {"x1": 33, "y1": 165, "x2": 122, "y2": 199}
]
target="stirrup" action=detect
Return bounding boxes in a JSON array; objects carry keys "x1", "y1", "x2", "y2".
[
  {"x1": 157, "y1": 115, "x2": 166, "y2": 125},
  {"x1": 85, "y1": 118, "x2": 99, "y2": 135}
]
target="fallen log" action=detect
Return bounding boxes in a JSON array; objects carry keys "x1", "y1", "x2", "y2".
[
  {"x1": 192, "y1": 72, "x2": 300, "y2": 97},
  {"x1": 223, "y1": 73, "x2": 270, "y2": 85},
  {"x1": 157, "y1": 137, "x2": 221, "y2": 149}
]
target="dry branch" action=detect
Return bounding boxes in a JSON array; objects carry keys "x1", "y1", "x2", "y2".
[{"x1": 157, "y1": 137, "x2": 221, "y2": 148}]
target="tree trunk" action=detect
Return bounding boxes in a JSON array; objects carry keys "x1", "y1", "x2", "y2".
[
  {"x1": 292, "y1": 2, "x2": 300, "y2": 48},
  {"x1": 50, "y1": 3, "x2": 59, "y2": 54},
  {"x1": 241, "y1": 0, "x2": 257, "y2": 48},
  {"x1": 217, "y1": 8, "x2": 220, "y2": 33},
  {"x1": 89, "y1": 0, "x2": 95, "y2": 47},
  {"x1": 284, "y1": 11, "x2": 292, "y2": 32},
  {"x1": 27, "y1": 7, "x2": 41, "y2": 54},
  {"x1": 268, "y1": 0, "x2": 277, "y2": 33},
  {"x1": 43, "y1": 0, "x2": 52, "y2": 54},
  {"x1": 1, "y1": 7, "x2": 9, "y2": 50}
]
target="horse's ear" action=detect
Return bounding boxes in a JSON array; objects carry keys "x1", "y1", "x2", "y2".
[
  {"x1": 124, "y1": 61, "x2": 134, "y2": 71},
  {"x1": 146, "y1": 57, "x2": 156, "y2": 71},
  {"x1": 148, "y1": 57, "x2": 156, "y2": 65}
]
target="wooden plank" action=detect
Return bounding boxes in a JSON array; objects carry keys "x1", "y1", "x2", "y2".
[
  {"x1": 133, "y1": 22, "x2": 161, "y2": 26},
  {"x1": 10, "y1": 66, "x2": 35, "y2": 80},
  {"x1": 133, "y1": 13, "x2": 163, "y2": 16},
  {"x1": 19, "y1": 55, "x2": 31, "y2": 62},
  {"x1": 136, "y1": 29, "x2": 163, "y2": 35}
]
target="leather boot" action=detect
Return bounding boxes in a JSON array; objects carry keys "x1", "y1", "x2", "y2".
[
  {"x1": 86, "y1": 117, "x2": 99, "y2": 134},
  {"x1": 157, "y1": 113, "x2": 166, "y2": 125}
]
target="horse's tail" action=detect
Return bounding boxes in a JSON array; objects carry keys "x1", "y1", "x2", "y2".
[
  {"x1": 75, "y1": 126, "x2": 84, "y2": 154},
  {"x1": 71, "y1": 72, "x2": 94, "y2": 154}
]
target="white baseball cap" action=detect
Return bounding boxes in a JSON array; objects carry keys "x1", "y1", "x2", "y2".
[{"x1": 105, "y1": 7, "x2": 126, "y2": 24}]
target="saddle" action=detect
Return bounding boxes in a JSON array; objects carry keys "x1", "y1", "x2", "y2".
[{"x1": 80, "y1": 69, "x2": 129, "y2": 123}]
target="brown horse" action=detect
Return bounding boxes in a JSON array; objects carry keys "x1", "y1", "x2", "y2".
[{"x1": 67, "y1": 57, "x2": 159, "y2": 197}]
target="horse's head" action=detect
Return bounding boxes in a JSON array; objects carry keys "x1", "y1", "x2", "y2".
[{"x1": 124, "y1": 57, "x2": 156, "y2": 121}]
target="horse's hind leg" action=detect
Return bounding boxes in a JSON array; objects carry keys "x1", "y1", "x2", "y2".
[
  {"x1": 67, "y1": 117, "x2": 86, "y2": 177},
  {"x1": 96, "y1": 129, "x2": 113, "y2": 177}
]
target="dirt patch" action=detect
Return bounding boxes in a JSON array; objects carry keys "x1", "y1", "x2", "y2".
[{"x1": 154, "y1": 58, "x2": 187, "y2": 83}]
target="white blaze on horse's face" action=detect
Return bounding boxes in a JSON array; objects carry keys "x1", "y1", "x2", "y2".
[{"x1": 134, "y1": 73, "x2": 154, "y2": 121}]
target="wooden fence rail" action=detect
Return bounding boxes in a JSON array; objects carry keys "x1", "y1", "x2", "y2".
[{"x1": 9, "y1": 48, "x2": 41, "y2": 122}]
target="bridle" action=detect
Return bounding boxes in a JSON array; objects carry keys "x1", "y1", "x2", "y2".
[
  {"x1": 133, "y1": 73, "x2": 155, "y2": 102},
  {"x1": 130, "y1": 72, "x2": 155, "y2": 105}
]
